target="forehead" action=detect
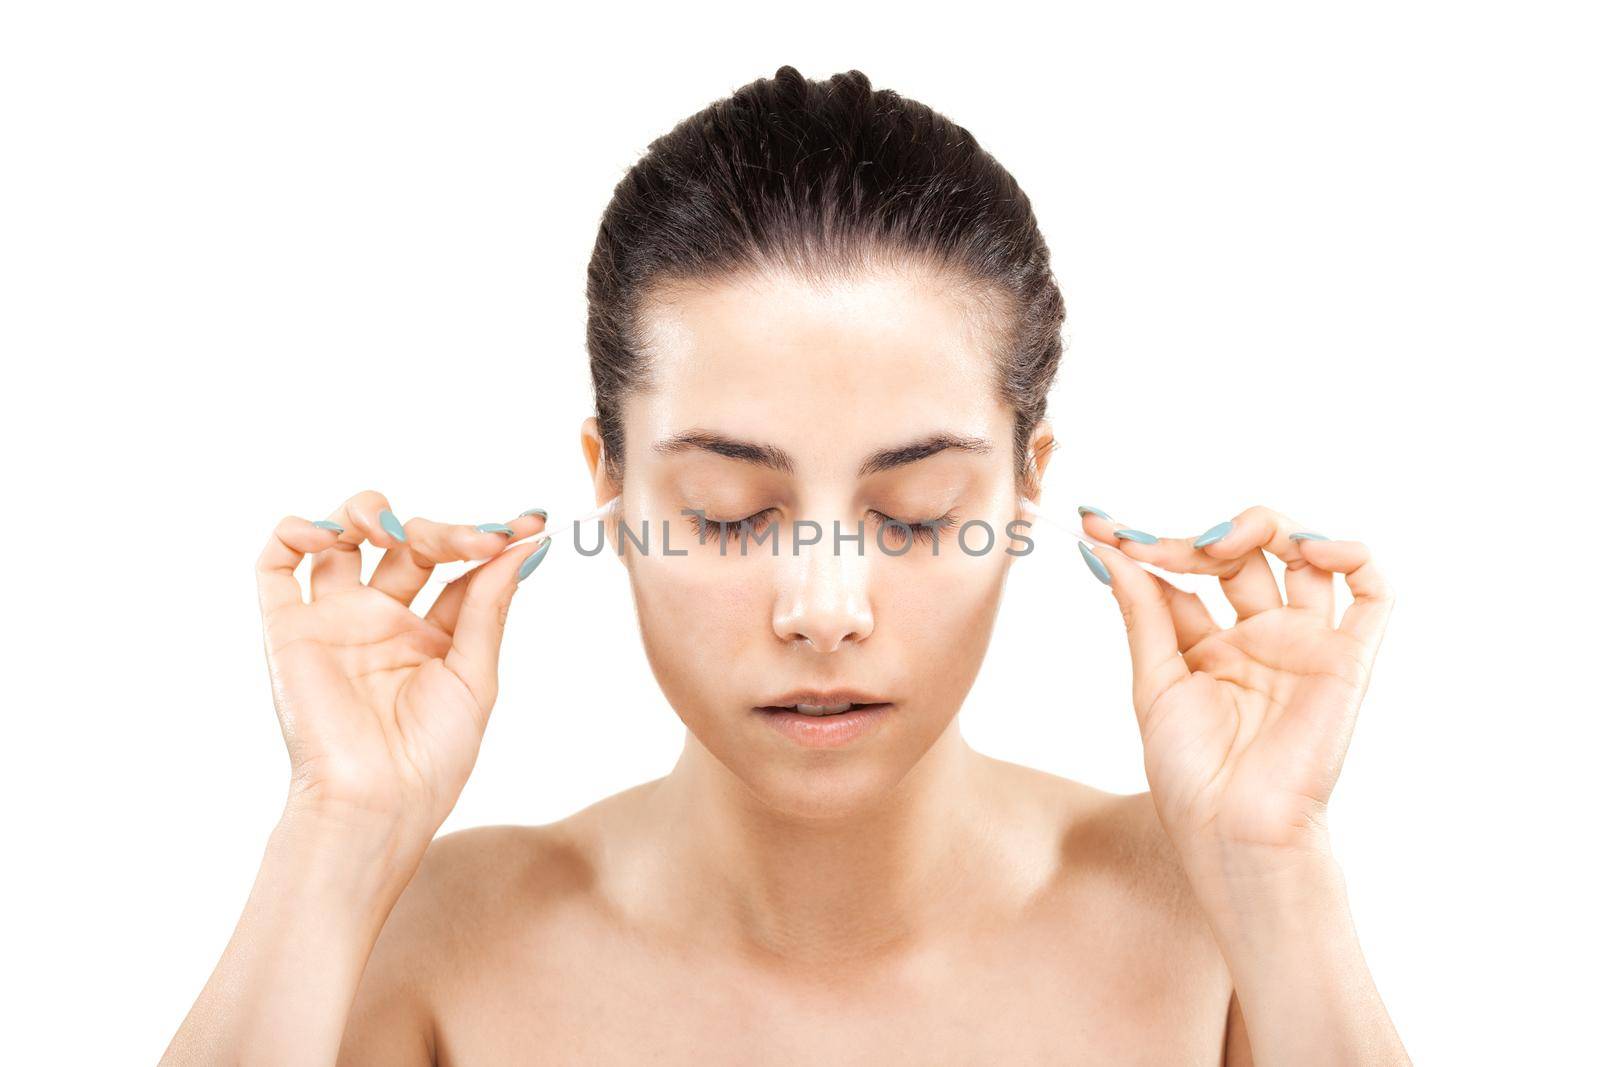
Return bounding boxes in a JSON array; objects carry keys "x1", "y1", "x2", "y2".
[{"x1": 626, "y1": 267, "x2": 1008, "y2": 470}]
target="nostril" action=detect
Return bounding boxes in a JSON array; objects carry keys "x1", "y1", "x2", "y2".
[
  {"x1": 773, "y1": 595, "x2": 873, "y2": 650},
  {"x1": 788, "y1": 631, "x2": 865, "y2": 653}
]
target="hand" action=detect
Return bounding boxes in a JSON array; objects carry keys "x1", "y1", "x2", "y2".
[
  {"x1": 254, "y1": 489, "x2": 551, "y2": 844},
  {"x1": 1076, "y1": 505, "x2": 1395, "y2": 875}
]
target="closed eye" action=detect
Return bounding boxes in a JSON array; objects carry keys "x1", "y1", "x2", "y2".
[
  {"x1": 681, "y1": 508, "x2": 960, "y2": 548},
  {"x1": 684, "y1": 507, "x2": 779, "y2": 545},
  {"x1": 869, "y1": 509, "x2": 959, "y2": 546}
]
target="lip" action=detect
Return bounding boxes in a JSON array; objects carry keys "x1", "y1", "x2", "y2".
[
  {"x1": 753, "y1": 688, "x2": 894, "y2": 749},
  {"x1": 756, "y1": 688, "x2": 892, "y2": 710}
]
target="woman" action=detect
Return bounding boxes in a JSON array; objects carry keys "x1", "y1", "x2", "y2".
[{"x1": 162, "y1": 66, "x2": 1408, "y2": 1065}]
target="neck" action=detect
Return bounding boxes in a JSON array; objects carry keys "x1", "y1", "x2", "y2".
[{"x1": 643, "y1": 717, "x2": 1005, "y2": 968}]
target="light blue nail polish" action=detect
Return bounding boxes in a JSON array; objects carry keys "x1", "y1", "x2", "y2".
[
  {"x1": 1289, "y1": 531, "x2": 1330, "y2": 542},
  {"x1": 1193, "y1": 520, "x2": 1233, "y2": 548},
  {"x1": 1113, "y1": 528, "x2": 1159, "y2": 545},
  {"x1": 1078, "y1": 542, "x2": 1112, "y2": 586},
  {"x1": 379, "y1": 508, "x2": 406, "y2": 542},
  {"x1": 312, "y1": 520, "x2": 344, "y2": 533},
  {"x1": 1077, "y1": 505, "x2": 1111, "y2": 520},
  {"x1": 518, "y1": 508, "x2": 548, "y2": 519},
  {"x1": 517, "y1": 539, "x2": 551, "y2": 582},
  {"x1": 476, "y1": 522, "x2": 514, "y2": 535}
]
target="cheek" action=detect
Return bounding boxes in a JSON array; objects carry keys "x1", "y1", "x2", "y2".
[
  {"x1": 627, "y1": 554, "x2": 770, "y2": 713},
  {"x1": 878, "y1": 551, "x2": 1008, "y2": 687}
]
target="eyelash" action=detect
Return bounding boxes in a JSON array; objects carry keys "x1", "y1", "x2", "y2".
[
  {"x1": 683, "y1": 508, "x2": 959, "y2": 547},
  {"x1": 684, "y1": 508, "x2": 779, "y2": 545},
  {"x1": 873, "y1": 509, "x2": 959, "y2": 546}
]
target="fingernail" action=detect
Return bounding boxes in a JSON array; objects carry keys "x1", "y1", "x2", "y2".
[
  {"x1": 312, "y1": 520, "x2": 344, "y2": 533},
  {"x1": 1193, "y1": 520, "x2": 1233, "y2": 548},
  {"x1": 517, "y1": 538, "x2": 551, "y2": 582},
  {"x1": 1289, "y1": 531, "x2": 1330, "y2": 542},
  {"x1": 379, "y1": 508, "x2": 407, "y2": 542},
  {"x1": 476, "y1": 522, "x2": 514, "y2": 535},
  {"x1": 518, "y1": 508, "x2": 548, "y2": 519},
  {"x1": 1078, "y1": 542, "x2": 1113, "y2": 586},
  {"x1": 1112, "y1": 528, "x2": 1159, "y2": 545},
  {"x1": 1077, "y1": 505, "x2": 1111, "y2": 520}
]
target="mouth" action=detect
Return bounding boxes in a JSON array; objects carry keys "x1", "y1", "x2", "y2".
[
  {"x1": 756, "y1": 701, "x2": 890, "y2": 717},
  {"x1": 754, "y1": 689, "x2": 893, "y2": 716},
  {"x1": 753, "y1": 690, "x2": 895, "y2": 747}
]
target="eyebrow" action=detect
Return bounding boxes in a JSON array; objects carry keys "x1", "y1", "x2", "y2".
[{"x1": 651, "y1": 428, "x2": 993, "y2": 478}]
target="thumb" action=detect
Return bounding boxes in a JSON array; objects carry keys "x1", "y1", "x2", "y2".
[
  {"x1": 1079, "y1": 541, "x2": 1189, "y2": 728},
  {"x1": 444, "y1": 536, "x2": 551, "y2": 710}
]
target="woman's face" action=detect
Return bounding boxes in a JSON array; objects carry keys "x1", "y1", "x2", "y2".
[{"x1": 584, "y1": 265, "x2": 1051, "y2": 818}]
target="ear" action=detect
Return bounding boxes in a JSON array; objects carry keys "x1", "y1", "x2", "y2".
[
  {"x1": 580, "y1": 416, "x2": 620, "y2": 506},
  {"x1": 1024, "y1": 418, "x2": 1056, "y2": 503},
  {"x1": 580, "y1": 417, "x2": 625, "y2": 562}
]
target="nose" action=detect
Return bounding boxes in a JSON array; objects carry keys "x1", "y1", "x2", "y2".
[{"x1": 771, "y1": 535, "x2": 875, "y2": 652}]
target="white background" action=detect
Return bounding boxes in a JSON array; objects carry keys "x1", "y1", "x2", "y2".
[{"x1": 3, "y1": 3, "x2": 1595, "y2": 1062}]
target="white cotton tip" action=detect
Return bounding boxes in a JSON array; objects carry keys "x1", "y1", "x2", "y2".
[{"x1": 527, "y1": 497, "x2": 619, "y2": 543}]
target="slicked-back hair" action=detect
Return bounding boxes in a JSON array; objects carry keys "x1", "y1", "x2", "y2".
[{"x1": 586, "y1": 65, "x2": 1066, "y2": 496}]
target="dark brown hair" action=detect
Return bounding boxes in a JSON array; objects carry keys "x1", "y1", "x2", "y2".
[{"x1": 585, "y1": 65, "x2": 1066, "y2": 496}]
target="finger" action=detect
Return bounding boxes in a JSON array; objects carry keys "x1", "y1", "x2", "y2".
[
  {"x1": 257, "y1": 514, "x2": 344, "y2": 615},
  {"x1": 371, "y1": 510, "x2": 546, "y2": 596},
  {"x1": 443, "y1": 536, "x2": 552, "y2": 710},
  {"x1": 1300, "y1": 538, "x2": 1396, "y2": 655},
  {"x1": 420, "y1": 511, "x2": 550, "y2": 627},
  {"x1": 1214, "y1": 549, "x2": 1282, "y2": 621},
  {"x1": 1153, "y1": 574, "x2": 1222, "y2": 653},
  {"x1": 310, "y1": 489, "x2": 404, "y2": 599},
  {"x1": 1191, "y1": 507, "x2": 1335, "y2": 622},
  {"x1": 424, "y1": 564, "x2": 477, "y2": 636},
  {"x1": 1075, "y1": 504, "x2": 1122, "y2": 544},
  {"x1": 1082, "y1": 542, "x2": 1190, "y2": 732},
  {"x1": 508, "y1": 508, "x2": 549, "y2": 534},
  {"x1": 1087, "y1": 511, "x2": 1284, "y2": 621},
  {"x1": 1089, "y1": 505, "x2": 1342, "y2": 622},
  {"x1": 308, "y1": 537, "x2": 363, "y2": 600},
  {"x1": 369, "y1": 516, "x2": 525, "y2": 607}
]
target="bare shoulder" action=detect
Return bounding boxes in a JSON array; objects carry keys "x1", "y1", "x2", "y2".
[
  {"x1": 378, "y1": 780, "x2": 658, "y2": 962},
  {"x1": 978, "y1": 753, "x2": 1217, "y2": 936},
  {"x1": 339, "y1": 787, "x2": 646, "y2": 1063},
  {"x1": 970, "y1": 752, "x2": 1234, "y2": 1056},
  {"x1": 1070, "y1": 787, "x2": 1203, "y2": 916},
  {"x1": 401, "y1": 819, "x2": 595, "y2": 933}
]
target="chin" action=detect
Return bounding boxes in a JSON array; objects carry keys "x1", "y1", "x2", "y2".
[
  {"x1": 693, "y1": 705, "x2": 946, "y2": 821},
  {"x1": 744, "y1": 757, "x2": 906, "y2": 820}
]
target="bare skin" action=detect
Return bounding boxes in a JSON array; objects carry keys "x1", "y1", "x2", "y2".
[
  {"x1": 340, "y1": 760, "x2": 1241, "y2": 1066},
  {"x1": 161, "y1": 263, "x2": 1407, "y2": 1066}
]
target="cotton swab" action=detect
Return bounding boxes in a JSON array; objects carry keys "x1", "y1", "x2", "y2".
[
  {"x1": 526, "y1": 497, "x2": 1210, "y2": 595},
  {"x1": 1018, "y1": 497, "x2": 1210, "y2": 595},
  {"x1": 520, "y1": 497, "x2": 619, "y2": 547}
]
